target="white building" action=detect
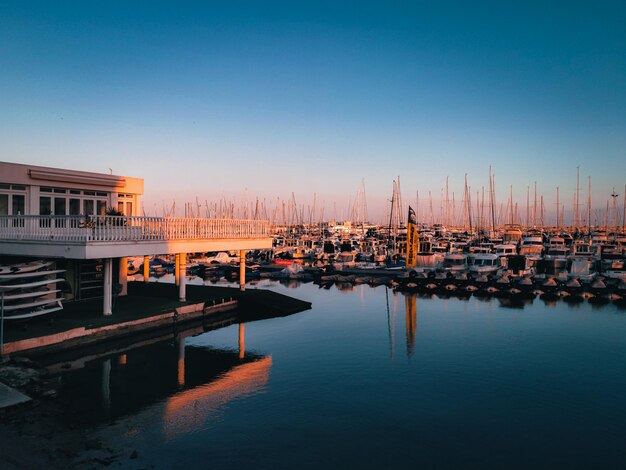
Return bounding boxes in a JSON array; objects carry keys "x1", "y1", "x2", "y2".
[{"x1": 0, "y1": 161, "x2": 271, "y2": 315}]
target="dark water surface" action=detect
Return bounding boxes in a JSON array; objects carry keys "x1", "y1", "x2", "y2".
[{"x1": 53, "y1": 281, "x2": 626, "y2": 469}]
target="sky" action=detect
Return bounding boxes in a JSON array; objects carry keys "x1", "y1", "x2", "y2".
[{"x1": 1, "y1": 1, "x2": 625, "y2": 224}]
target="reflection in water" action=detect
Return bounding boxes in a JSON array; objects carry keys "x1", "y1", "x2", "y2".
[
  {"x1": 163, "y1": 356, "x2": 272, "y2": 440},
  {"x1": 101, "y1": 359, "x2": 111, "y2": 412},
  {"x1": 177, "y1": 336, "x2": 185, "y2": 387},
  {"x1": 52, "y1": 323, "x2": 271, "y2": 432},
  {"x1": 238, "y1": 322, "x2": 245, "y2": 359},
  {"x1": 404, "y1": 293, "x2": 417, "y2": 358}
]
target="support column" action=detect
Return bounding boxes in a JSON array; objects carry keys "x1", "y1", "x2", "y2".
[
  {"x1": 118, "y1": 257, "x2": 128, "y2": 296},
  {"x1": 174, "y1": 253, "x2": 180, "y2": 286},
  {"x1": 239, "y1": 249, "x2": 246, "y2": 291},
  {"x1": 238, "y1": 322, "x2": 245, "y2": 359},
  {"x1": 103, "y1": 258, "x2": 113, "y2": 316},
  {"x1": 143, "y1": 255, "x2": 150, "y2": 283},
  {"x1": 178, "y1": 253, "x2": 186, "y2": 302}
]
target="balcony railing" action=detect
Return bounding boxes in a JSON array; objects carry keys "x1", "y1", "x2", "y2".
[{"x1": 0, "y1": 215, "x2": 270, "y2": 242}]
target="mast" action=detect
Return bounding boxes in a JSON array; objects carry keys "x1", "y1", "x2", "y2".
[
  {"x1": 509, "y1": 185, "x2": 513, "y2": 225},
  {"x1": 445, "y1": 176, "x2": 449, "y2": 226},
  {"x1": 611, "y1": 189, "x2": 619, "y2": 234},
  {"x1": 587, "y1": 176, "x2": 591, "y2": 235},
  {"x1": 388, "y1": 180, "x2": 396, "y2": 245},
  {"x1": 533, "y1": 181, "x2": 537, "y2": 228},
  {"x1": 556, "y1": 186, "x2": 560, "y2": 230},
  {"x1": 489, "y1": 166, "x2": 496, "y2": 232},
  {"x1": 416, "y1": 190, "x2": 419, "y2": 226},
  {"x1": 526, "y1": 186, "x2": 530, "y2": 228},
  {"x1": 429, "y1": 190, "x2": 434, "y2": 226},
  {"x1": 464, "y1": 174, "x2": 473, "y2": 233},
  {"x1": 575, "y1": 166, "x2": 580, "y2": 229},
  {"x1": 623, "y1": 184, "x2": 626, "y2": 233}
]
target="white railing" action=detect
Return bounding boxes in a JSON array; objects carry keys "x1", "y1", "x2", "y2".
[{"x1": 0, "y1": 215, "x2": 270, "y2": 242}]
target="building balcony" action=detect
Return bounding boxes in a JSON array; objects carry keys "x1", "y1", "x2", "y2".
[{"x1": 0, "y1": 215, "x2": 272, "y2": 259}]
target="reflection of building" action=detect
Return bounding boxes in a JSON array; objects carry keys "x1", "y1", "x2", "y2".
[
  {"x1": 0, "y1": 161, "x2": 271, "y2": 315},
  {"x1": 50, "y1": 322, "x2": 271, "y2": 435}
]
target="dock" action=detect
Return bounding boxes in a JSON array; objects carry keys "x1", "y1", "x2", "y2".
[{"x1": 1, "y1": 283, "x2": 311, "y2": 358}]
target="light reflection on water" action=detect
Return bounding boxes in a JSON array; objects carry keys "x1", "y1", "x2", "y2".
[{"x1": 51, "y1": 281, "x2": 626, "y2": 468}]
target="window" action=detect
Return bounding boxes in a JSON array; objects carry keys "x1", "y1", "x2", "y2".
[
  {"x1": 69, "y1": 198, "x2": 81, "y2": 215},
  {"x1": 40, "y1": 196, "x2": 52, "y2": 215},
  {"x1": 84, "y1": 200, "x2": 94, "y2": 216},
  {"x1": 54, "y1": 197, "x2": 67, "y2": 215},
  {"x1": 0, "y1": 183, "x2": 27, "y2": 215},
  {"x1": 12, "y1": 195, "x2": 25, "y2": 215},
  {"x1": 97, "y1": 200, "x2": 107, "y2": 215}
]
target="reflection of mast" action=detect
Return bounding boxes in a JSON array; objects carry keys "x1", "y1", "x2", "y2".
[
  {"x1": 385, "y1": 286, "x2": 393, "y2": 362},
  {"x1": 404, "y1": 294, "x2": 417, "y2": 359}
]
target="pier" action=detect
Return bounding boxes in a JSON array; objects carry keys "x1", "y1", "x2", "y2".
[{"x1": 1, "y1": 283, "x2": 311, "y2": 358}]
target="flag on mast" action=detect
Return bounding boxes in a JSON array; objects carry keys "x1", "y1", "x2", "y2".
[{"x1": 406, "y1": 206, "x2": 419, "y2": 267}]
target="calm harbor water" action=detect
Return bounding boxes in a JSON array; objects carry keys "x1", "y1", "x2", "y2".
[{"x1": 51, "y1": 280, "x2": 626, "y2": 469}]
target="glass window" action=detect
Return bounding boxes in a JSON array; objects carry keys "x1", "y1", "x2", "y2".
[
  {"x1": 11, "y1": 185, "x2": 25, "y2": 191},
  {"x1": 96, "y1": 192, "x2": 107, "y2": 197},
  {"x1": 0, "y1": 194, "x2": 8, "y2": 215},
  {"x1": 126, "y1": 202, "x2": 132, "y2": 216},
  {"x1": 84, "y1": 191, "x2": 95, "y2": 196},
  {"x1": 53, "y1": 188, "x2": 66, "y2": 194},
  {"x1": 117, "y1": 202, "x2": 124, "y2": 213},
  {"x1": 84, "y1": 200, "x2": 94, "y2": 215},
  {"x1": 70, "y1": 189, "x2": 80, "y2": 195},
  {"x1": 0, "y1": 183, "x2": 9, "y2": 190},
  {"x1": 69, "y1": 198, "x2": 81, "y2": 215},
  {"x1": 40, "y1": 196, "x2": 52, "y2": 215},
  {"x1": 54, "y1": 197, "x2": 67, "y2": 215},
  {"x1": 97, "y1": 200, "x2": 107, "y2": 215},
  {"x1": 12, "y1": 195, "x2": 25, "y2": 215}
]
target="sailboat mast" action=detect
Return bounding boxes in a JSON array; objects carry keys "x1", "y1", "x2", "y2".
[
  {"x1": 444, "y1": 176, "x2": 450, "y2": 227},
  {"x1": 533, "y1": 181, "x2": 537, "y2": 228},
  {"x1": 489, "y1": 166, "x2": 496, "y2": 232},
  {"x1": 587, "y1": 176, "x2": 591, "y2": 235},
  {"x1": 575, "y1": 166, "x2": 580, "y2": 229},
  {"x1": 556, "y1": 186, "x2": 560, "y2": 230}
]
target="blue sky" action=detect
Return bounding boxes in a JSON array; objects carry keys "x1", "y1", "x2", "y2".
[{"x1": 1, "y1": 1, "x2": 624, "y2": 223}]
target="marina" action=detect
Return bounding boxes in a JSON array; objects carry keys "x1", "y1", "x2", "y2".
[
  {"x1": 2, "y1": 2, "x2": 626, "y2": 468},
  {"x1": 2, "y1": 280, "x2": 626, "y2": 468}
]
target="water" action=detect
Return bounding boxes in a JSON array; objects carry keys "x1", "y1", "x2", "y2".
[{"x1": 50, "y1": 281, "x2": 626, "y2": 468}]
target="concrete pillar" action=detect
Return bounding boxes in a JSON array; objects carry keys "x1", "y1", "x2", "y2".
[
  {"x1": 239, "y1": 249, "x2": 246, "y2": 291},
  {"x1": 103, "y1": 258, "x2": 113, "y2": 316},
  {"x1": 143, "y1": 255, "x2": 150, "y2": 283},
  {"x1": 118, "y1": 257, "x2": 128, "y2": 296},
  {"x1": 178, "y1": 253, "x2": 186, "y2": 302},
  {"x1": 174, "y1": 253, "x2": 180, "y2": 286},
  {"x1": 238, "y1": 322, "x2": 245, "y2": 359}
]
